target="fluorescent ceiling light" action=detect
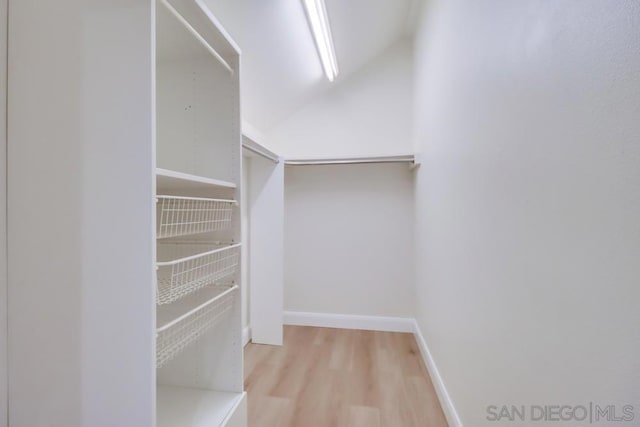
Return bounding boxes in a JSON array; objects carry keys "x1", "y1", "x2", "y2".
[{"x1": 303, "y1": 0, "x2": 339, "y2": 82}]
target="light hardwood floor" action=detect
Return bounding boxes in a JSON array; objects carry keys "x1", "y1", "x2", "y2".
[{"x1": 244, "y1": 325, "x2": 448, "y2": 427}]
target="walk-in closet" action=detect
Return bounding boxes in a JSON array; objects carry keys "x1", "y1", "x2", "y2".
[{"x1": 2, "y1": 0, "x2": 640, "y2": 426}]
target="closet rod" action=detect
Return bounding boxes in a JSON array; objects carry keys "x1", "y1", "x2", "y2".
[
  {"x1": 284, "y1": 154, "x2": 415, "y2": 166},
  {"x1": 242, "y1": 141, "x2": 280, "y2": 164},
  {"x1": 160, "y1": 0, "x2": 234, "y2": 74}
]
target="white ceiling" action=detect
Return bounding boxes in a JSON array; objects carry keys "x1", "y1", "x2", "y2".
[{"x1": 202, "y1": 0, "x2": 419, "y2": 133}]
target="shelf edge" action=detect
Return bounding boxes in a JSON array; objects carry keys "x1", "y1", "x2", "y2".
[{"x1": 156, "y1": 167, "x2": 237, "y2": 189}]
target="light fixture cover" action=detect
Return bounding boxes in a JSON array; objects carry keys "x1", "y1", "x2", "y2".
[{"x1": 303, "y1": 0, "x2": 339, "y2": 81}]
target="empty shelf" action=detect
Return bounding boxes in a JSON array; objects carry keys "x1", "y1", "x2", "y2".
[
  {"x1": 157, "y1": 385, "x2": 244, "y2": 427},
  {"x1": 157, "y1": 285, "x2": 238, "y2": 368},
  {"x1": 157, "y1": 243, "x2": 241, "y2": 305},
  {"x1": 157, "y1": 195, "x2": 236, "y2": 239}
]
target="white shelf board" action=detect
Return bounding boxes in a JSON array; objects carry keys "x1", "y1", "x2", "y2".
[
  {"x1": 157, "y1": 385, "x2": 243, "y2": 427},
  {"x1": 157, "y1": 168, "x2": 236, "y2": 192}
]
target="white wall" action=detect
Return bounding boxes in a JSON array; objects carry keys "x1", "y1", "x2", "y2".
[
  {"x1": 284, "y1": 163, "x2": 414, "y2": 318},
  {"x1": 266, "y1": 40, "x2": 414, "y2": 159},
  {"x1": 413, "y1": 1, "x2": 640, "y2": 425}
]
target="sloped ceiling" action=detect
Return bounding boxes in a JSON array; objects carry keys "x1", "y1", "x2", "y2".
[{"x1": 203, "y1": 0, "x2": 420, "y2": 133}]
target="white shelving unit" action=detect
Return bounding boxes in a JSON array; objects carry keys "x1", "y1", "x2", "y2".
[
  {"x1": 155, "y1": 0, "x2": 245, "y2": 426},
  {"x1": 7, "y1": 0, "x2": 245, "y2": 425}
]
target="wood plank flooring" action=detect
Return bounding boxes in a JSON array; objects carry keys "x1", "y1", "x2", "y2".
[{"x1": 244, "y1": 325, "x2": 448, "y2": 427}]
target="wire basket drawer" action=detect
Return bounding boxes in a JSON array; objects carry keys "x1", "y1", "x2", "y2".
[
  {"x1": 157, "y1": 243, "x2": 241, "y2": 305},
  {"x1": 156, "y1": 285, "x2": 237, "y2": 368},
  {"x1": 157, "y1": 196, "x2": 236, "y2": 239}
]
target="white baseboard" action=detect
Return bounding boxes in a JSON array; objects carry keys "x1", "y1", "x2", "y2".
[
  {"x1": 242, "y1": 326, "x2": 251, "y2": 347},
  {"x1": 283, "y1": 310, "x2": 414, "y2": 333},
  {"x1": 412, "y1": 320, "x2": 463, "y2": 427}
]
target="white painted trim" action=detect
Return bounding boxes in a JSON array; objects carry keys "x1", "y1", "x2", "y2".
[
  {"x1": 412, "y1": 320, "x2": 463, "y2": 427},
  {"x1": 242, "y1": 326, "x2": 251, "y2": 347},
  {"x1": 283, "y1": 311, "x2": 414, "y2": 333}
]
